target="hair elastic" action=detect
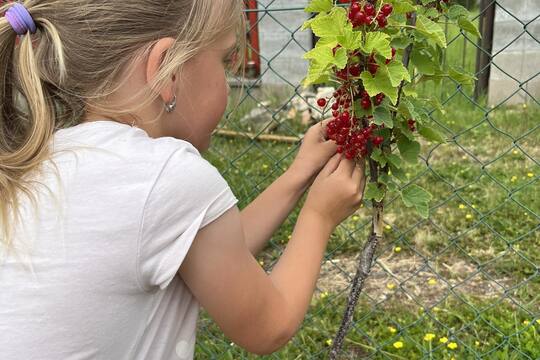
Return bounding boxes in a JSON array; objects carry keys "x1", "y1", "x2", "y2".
[{"x1": 5, "y1": 3, "x2": 37, "y2": 35}]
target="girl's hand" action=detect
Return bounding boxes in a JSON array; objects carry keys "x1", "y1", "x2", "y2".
[{"x1": 289, "y1": 118, "x2": 338, "y2": 186}]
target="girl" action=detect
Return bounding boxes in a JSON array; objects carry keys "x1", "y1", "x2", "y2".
[{"x1": 0, "y1": 1, "x2": 366, "y2": 359}]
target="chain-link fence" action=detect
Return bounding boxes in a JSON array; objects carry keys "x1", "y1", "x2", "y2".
[{"x1": 196, "y1": 1, "x2": 539, "y2": 358}]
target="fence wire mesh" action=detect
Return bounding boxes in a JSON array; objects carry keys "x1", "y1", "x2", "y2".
[{"x1": 196, "y1": 1, "x2": 539, "y2": 358}]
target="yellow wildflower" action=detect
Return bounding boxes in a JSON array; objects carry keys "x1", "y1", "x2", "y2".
[
  {"x1": 472, "y1": 204, "x2": 477, "y2": 209},
  {"x1": 320, "y1": 291, "x2": 329, "y2": 299},
  {"x1": 433, "y1": 307, "x2": 441, "y2": 312},
  {"x1": 527, "y1": 173, "x2": 534, "y2": 178},
  {"x1": 388, "y1": 326, "x2": 397, "y2": 333},
  {"x1": 475, "y1": 340, "x2": 480, "y2": 346},
  {"x1": 536, "y1": 319, "x2": 540, "y2": 325},
  {"x1": 439, "y1": 337, "x2": 448, "y2": 344},
  {"x1": 262, "y1": 164, "x2": 269, "y2": 169},
  {"x1": 387, "y1": 282, "x2": 396, "y2": 290},
  {"x1": 447, "y1": 342, "x2": 458, "y2": 350},
  {"x1": 513, "y1": 149, "x2": 519, "y2": 155},
  {"x1": 424, "y1": 333, "x2": 436, "y2": 341},
  {"x1": 326, "y1": 339, "x2": 332, "y2": 346},
  {"x1": 459, "y1": 204, "x2": 466, "y2": 209},
  {"x1": 428, "y1": 278, "x2": 437, "y2": 285},
  {"x1": 461, "y1": 155, "x2": 467, "y2": 160},
  {"x1": 523, "y1": 320, "x2": 530, "y2": 325},
  {"x1": 466, "y1": 214, "x2": 473, "y2": 220},
  {"x1": 385, "y1": 224, "x2": 392, "y2": 230},
  {"x1": 393, "y1": 341, "x2": 404, "y2": 349},
  {"x1": 352, "y1": 215, "x2": 360, "y2": 221},
  {"x1": 394, "y1": 246, "x2": 402, "y2": 253}
]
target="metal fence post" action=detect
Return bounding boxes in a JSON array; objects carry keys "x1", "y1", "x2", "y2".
[{"x1": 474, "y1": 0, "x2": 496, "y2": 100}]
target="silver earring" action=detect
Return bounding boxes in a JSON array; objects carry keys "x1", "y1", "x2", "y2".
[{"x1": 164, "y1": 94, "x2": 177, "y2": 113}]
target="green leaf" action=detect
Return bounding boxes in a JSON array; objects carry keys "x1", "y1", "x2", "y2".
[
  {"x1": 337, "y1": 30, "x2": 362, "y2": 50},
  {"x1": 303, "y1": 43, "x2": 348, "y2": 86},
  {"x1": 403, "y1": 84, "x2": 418, "y2": 98},
  {"x1": 458, "y1": 17, "x2": 481, "y2": 38},
  {"x1": 372, "y1": 106, "x2": 394, "y2": 128},
  {"x1": 301, "y1": 18, "x2": 316, "y2": 31},
  {"x1": 392, "y1": 1, "x2": 416, "y2": 14},
  {"x1": 305, "y1": 0, "x2": 333, "y2": 13},
  {"x1": 310, "y1": 8, "x2": 350, "y2": 39},
  {"x1": 361, "y1": 32, "x2": 392, "y2": 58},
  {"x1": 447, "y1": 4, "x2": 469, "y2": 20},
  {"x1": 385, "y1": 61, "x2": 411, "y2": 87},
  {"x1": 389, "y1": 163, "x2": 407, "y2": 182},
  {"x1": 397, "y1": 135, "x2": 420, "y2": 164},
  {"x1": 418, "y1": 123, "x2": 446, "y2": 143},
  {"x1": 371, "y1": 148, "x2": 387, "y2": 166},
  {"x1": 416, "y1": 15, "x2": 447, "y2": 48},
  {"x1": 448, "y1": 65, "x2": 476, "y2": 85},
  {"x1": 410, "y1": 48, "x2": 438, "y2": 75},
  {"x1": 400, "y1": 184, "x2": 433, "y2": 219},
  {"x1": 386, "y1": 153, "x2": 402, "y2": 168},
  {"x1": 360, "y1": 70, "x2": 399, "y2": 105},
  {"x1": 365, "y1": 182, "x2": 385, "y2": 202}
]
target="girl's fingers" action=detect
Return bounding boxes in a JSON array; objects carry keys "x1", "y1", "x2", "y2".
[{"x1": 320, "y1": 152, "x2": 342, "y2": 177}]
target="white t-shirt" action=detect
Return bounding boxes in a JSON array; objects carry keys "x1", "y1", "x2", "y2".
[{"x1": 0, "y1": 120, "x2": 239, "y2": 360}]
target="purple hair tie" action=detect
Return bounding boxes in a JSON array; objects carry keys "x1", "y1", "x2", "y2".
[{"x1": 5, "y1": 3, "x2": 37, "y2": 35}]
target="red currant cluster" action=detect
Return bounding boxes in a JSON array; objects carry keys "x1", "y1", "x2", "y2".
[
  {"x1": 407, "y1": 119, "x2": 416, "y2": 132},
  {"x1": 317, "y1": 89, "x2": 385, "y2": 160},
  {"x1": 348, "y1": 1, "x2": 393, "y2": 29}
]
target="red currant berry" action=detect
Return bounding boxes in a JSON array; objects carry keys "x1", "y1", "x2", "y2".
[
  {"x1": 345, "y1": 149, "x2": 357, "y2": 160},
  {"x1": 349, "y1": 64, "x2": 362, "y2": 77},
  {"x1": 381, "y1": 3, "x2": 393, "y2": 16},
  {"x1": 368, "y1": 63, "x2": 379, "y2": 75},
  {"x1": 377, "y1": 14, "x2": 388, "y2": 28},
  {"x1": 352, "y1": 11, "x2": 366, "y2": 27},
  {"x1": 364, "y1": 15, "x2": 374, "y2": 25},
  {"x1": 373, "y1": 136, "x2": 384, "y2": 147},
  {"x1": 364, "y1": 3, "x2": 375, "y2": 16},
  {"x1": 351, "y1": 2, "x2": 361, "y2": 13},
  {"x1": 336, "y1": 145, "x2": 344, "y2": 154},
  {"x1": 331, "y1": 102, "x2": 339, "y2": 111},
  {"x1": 361, "y1": 98, "x2": 372, "y2": 110},
  {"x1": 336, "y1": 134, "x2": 347, "y2": 145},
  {"x1": 317, "y1": 98, "x2": 327, "y2": 107}
]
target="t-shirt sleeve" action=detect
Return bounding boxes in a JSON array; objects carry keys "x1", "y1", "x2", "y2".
[{"x1": 136, "y1": 144, "x2": 239, "y2": 292}]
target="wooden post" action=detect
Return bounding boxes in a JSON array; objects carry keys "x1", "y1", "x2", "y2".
[{"x1": 474, "y1": 0, "x2": 496, "y2": 100}]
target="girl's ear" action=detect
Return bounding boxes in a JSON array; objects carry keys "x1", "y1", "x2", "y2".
[{"x1": 146, "y1": 37, "x2": 177, "y2": 104}]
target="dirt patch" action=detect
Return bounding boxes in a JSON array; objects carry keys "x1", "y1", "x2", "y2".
[{"x1": 315, "y1": 252, "x2": 514, "y2": 308}]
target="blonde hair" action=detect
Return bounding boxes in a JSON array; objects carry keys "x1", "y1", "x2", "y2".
[{"x1": 0, "y1": 0, "x2": 246, "y2": 257}]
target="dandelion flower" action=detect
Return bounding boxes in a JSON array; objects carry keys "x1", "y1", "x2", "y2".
[
  {"x1": 512, "y1": 150, "x2": 519, "y2": 155},
  {"x1": 447, "y1": 342, "x2": 458, "y2": 350},
  {"x1": 387, "y1": 282, "x2": 396, "y2": 290},
  {"x1": 466, "y1": 214, "x2": 473, "y2": 220},
  {"x1": 385, "y1": 224, "x2": 392, "y2": 230},
  {"x1": 527, "y1": 173, "x2": 534, "y2": 178},
  {"x1": 424, "y1": 333, "x2": 436, "y2": 341},
  {"x1": 523, "y1": 320, "x2": 530, "y2": 325},
  {"x1": 388, "y1": 326, "x2": 397, "y2": 334},
  {"x1": 439, "y1": 337, "x2": 448, "y2": 344},
  {"x1": 461, "y1": 155, "x2": 467, "y2": 160},
  {"x1": 428, "y1": 278, "x2": 437, "y2": 285},
  {"x1": 393, "y1": 341, "x2": 404, "y2": 349},
  {"x1": 262, "y1": 164, "x2": 269, "y2": 169},
  {"x1": 511, "y1": 175, "x2": 518, "y2": 182},
  {"x1": 320, "y1": 291, "x2": 329, "y2": 299},
  {"x1": 433, "y1": 307, "x2": 441, "y2": 312},
  {"x1": 475, "y1": 340, "x2": 480, "y2": 346},
  {"x1": 472, "y1": 204, "x2": 477, "y2": 209},
  {"x1": 394, "y1": 246, "x2": 401, "y2": 253},
  {"x1": 352, "y1": 215, "x2": 360, "y2": 221},
  {"x1": 326, "y1": 339, "x2": 332, "y2": 346},
  {"x1": 459, "y1": 204, "x2": 466, "y2": 209}
]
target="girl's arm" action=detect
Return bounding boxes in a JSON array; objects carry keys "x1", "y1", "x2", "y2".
[{"x1": 240, "y1": 166, "x2": 313, "y2": 257}]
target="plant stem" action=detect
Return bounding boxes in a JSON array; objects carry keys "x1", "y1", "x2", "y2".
[{"x1": 328, "y1": 12, "x2": 418, "y2": 359}]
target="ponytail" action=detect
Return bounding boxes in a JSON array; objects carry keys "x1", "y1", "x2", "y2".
[{"x1": 0, "y1": 2, "x2": 66, "y2": 259}]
